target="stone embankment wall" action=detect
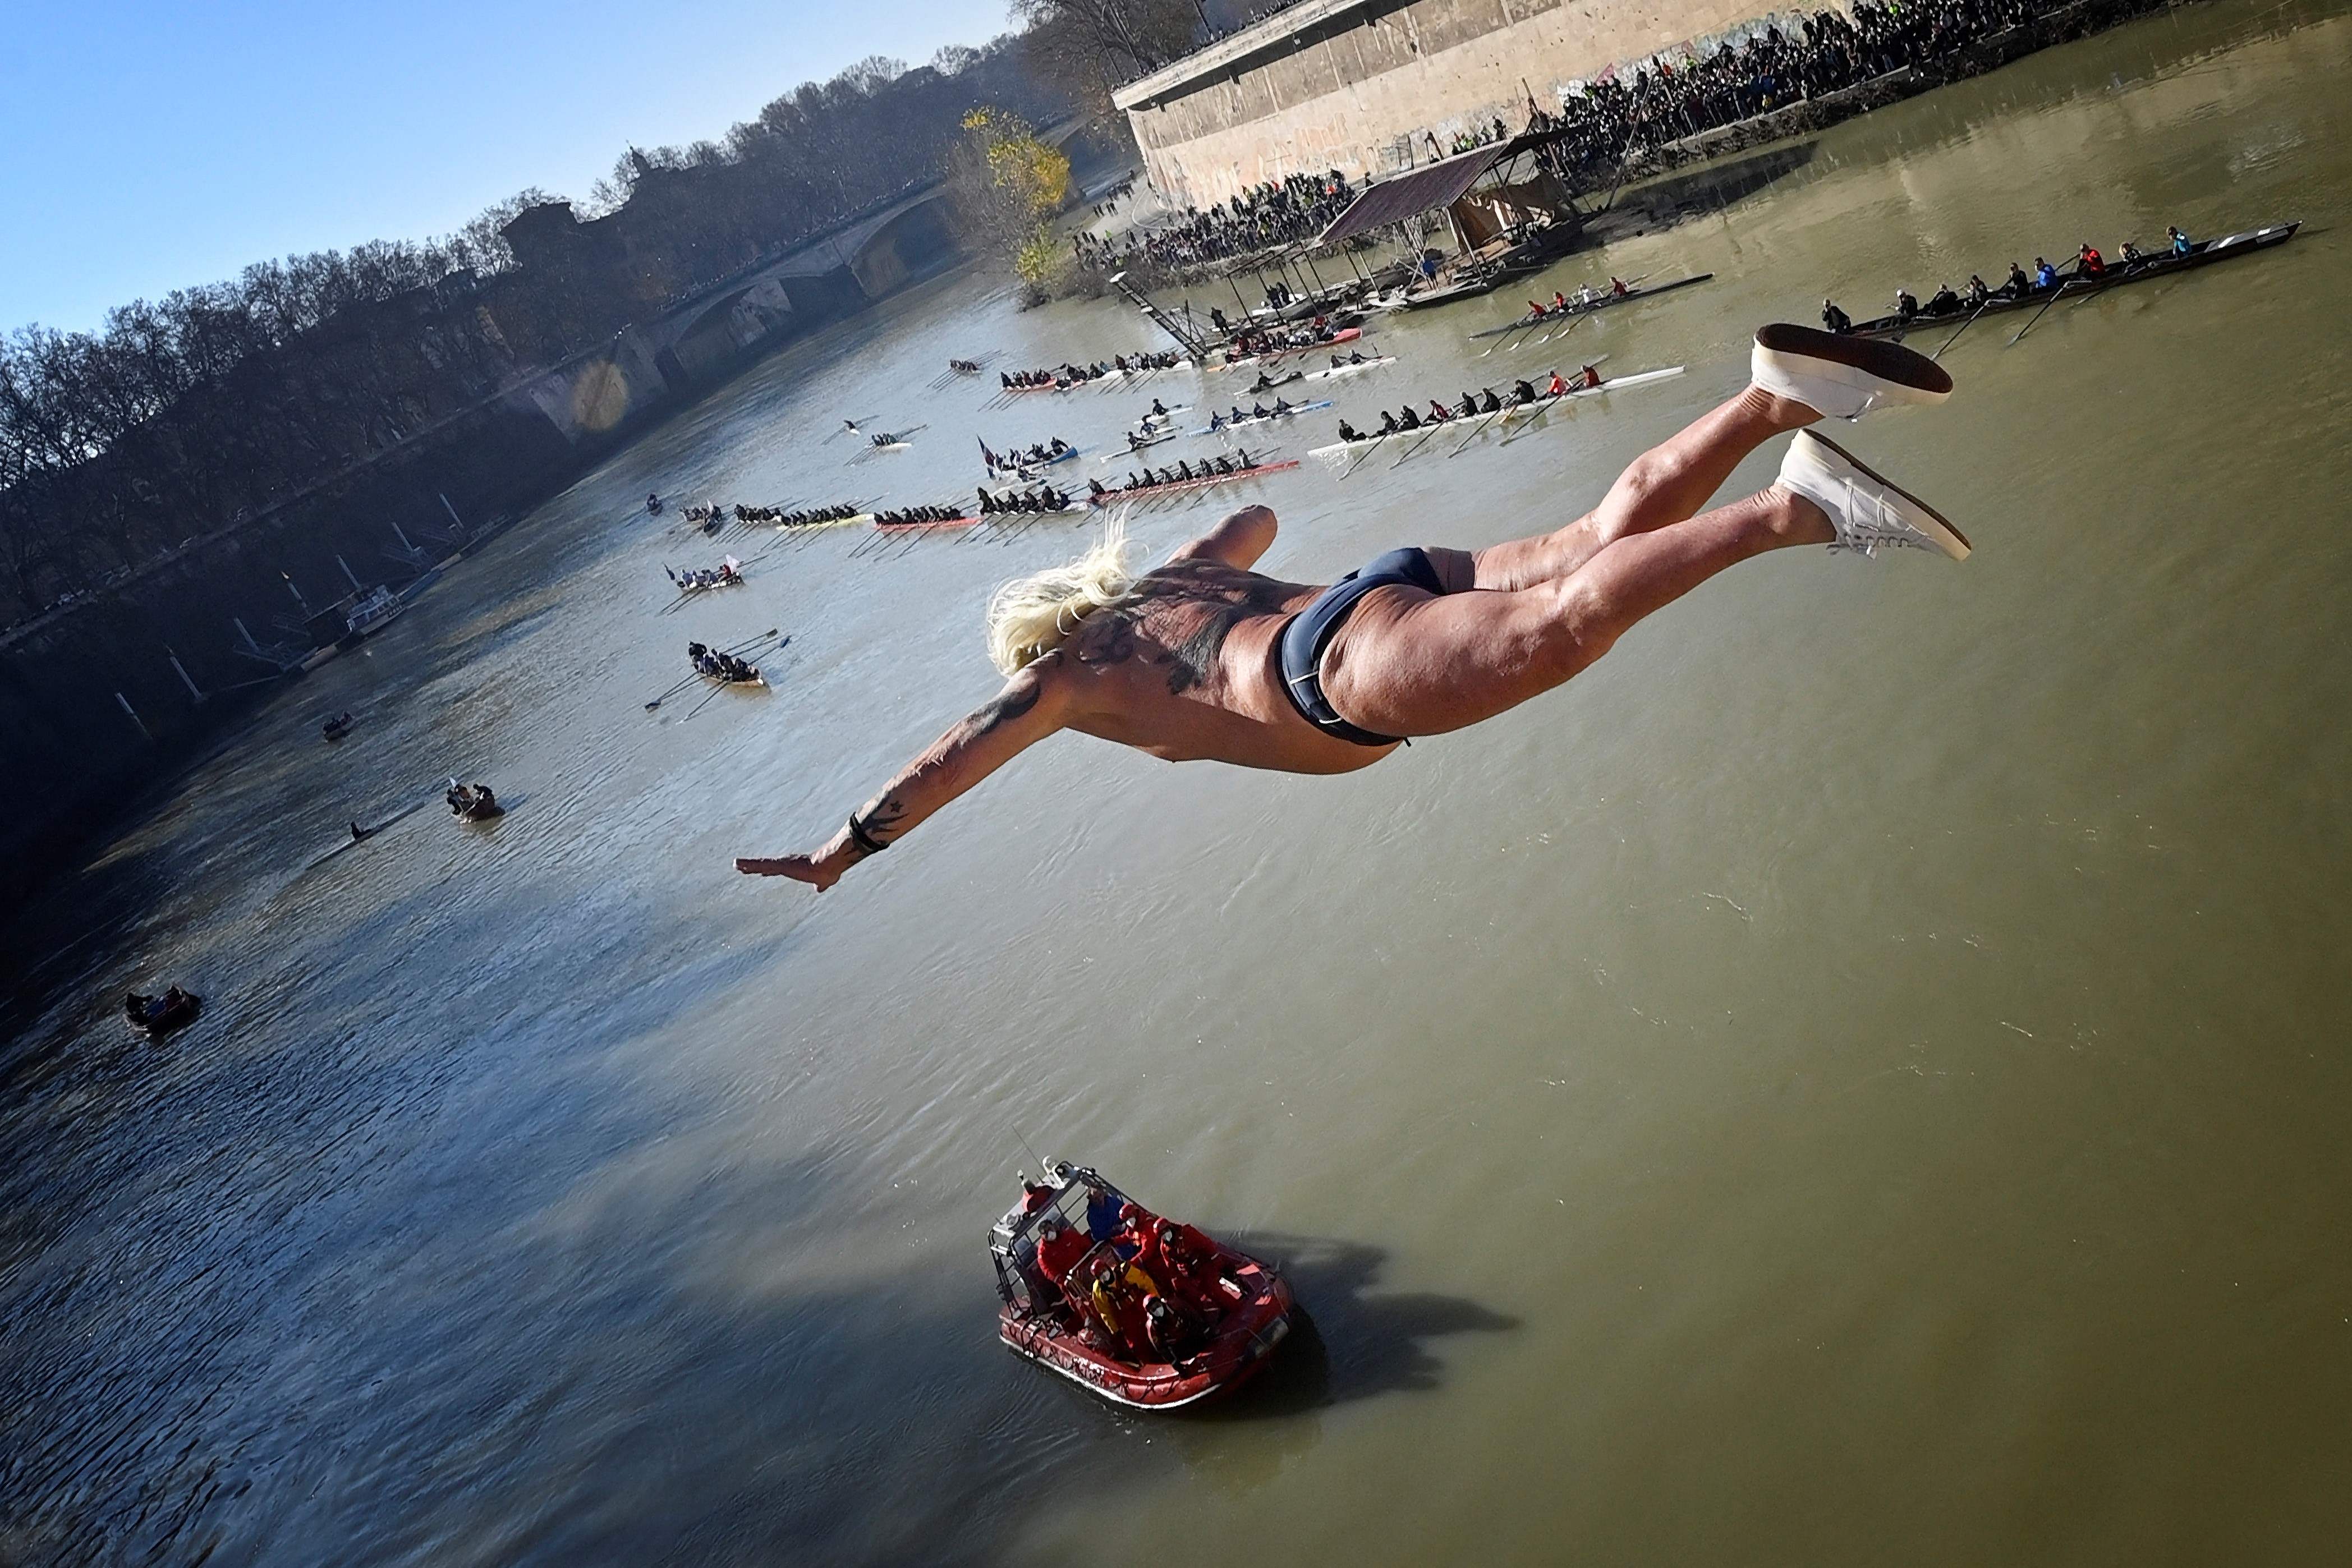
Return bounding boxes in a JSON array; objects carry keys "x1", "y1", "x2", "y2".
[{"x1": 1117, "y1": 0, "x2": 1773, "y2": 208}]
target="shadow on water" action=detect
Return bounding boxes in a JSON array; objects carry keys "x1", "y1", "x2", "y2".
[
  {"x1": 1204, "y1": 1233, "x2": 1520, "y2": 1422},
  {"x1": 1597, "y1": 143, "x2": 1821, "y2": 230}
]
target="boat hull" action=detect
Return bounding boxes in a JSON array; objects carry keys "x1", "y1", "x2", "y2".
[
  {"x1": 1089, "y1": 460, "x2": 1301, "y2": 505},
  {"x1": 998, "y1": 1253, "x2": 1294, "y2": 1410},
  {"x1": 1466, "y1": 273, "x2": 1717, "y2": 338},
  {"x1": 1839, "y1": 223, "x2": 2298, "y2": 339}
]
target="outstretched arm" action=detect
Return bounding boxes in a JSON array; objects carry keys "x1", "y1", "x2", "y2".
[
  {"x1": 1166, "y1": 504, "x2": 1276, "y2": 570},
  {"x1": 737, "y1": 660, "x2": 1069, "y2": 891}
]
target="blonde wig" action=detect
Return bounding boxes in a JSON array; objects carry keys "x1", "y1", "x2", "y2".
[{"x1": 984, "y1": 516, "x2": 1136, "y2": 674}]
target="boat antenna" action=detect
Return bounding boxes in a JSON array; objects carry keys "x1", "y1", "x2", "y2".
[{"x1": 1008, "y1": 1118, "x2": 1047, "y2": 1175}]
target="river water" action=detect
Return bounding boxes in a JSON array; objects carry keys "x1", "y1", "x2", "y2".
[{"x1": 5, "y1": 3, "x2": 2350, "y2": 1561}]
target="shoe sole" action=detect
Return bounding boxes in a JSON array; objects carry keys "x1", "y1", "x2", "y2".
[
  {"x1": 1802, "y1": 431, "x2": 1972, "y2": 559},
  {"x1": 1756, "y1": 323, "x2": 1954, "y2": 401}
]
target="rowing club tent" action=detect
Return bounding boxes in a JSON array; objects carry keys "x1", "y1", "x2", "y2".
[{"x1": 1316, "y1": 134, "x2": 1582, "y2": 260}]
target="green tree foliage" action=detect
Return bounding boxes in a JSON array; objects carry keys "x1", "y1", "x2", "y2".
[{"x1": 948, "y1": 108, "x2": 1073, "y2": 289}]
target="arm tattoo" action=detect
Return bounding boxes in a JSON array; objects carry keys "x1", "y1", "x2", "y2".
[
  {"x1": 967, "y1": 682, "x2": 1042, "y2": 737},
  {"x1": 847, "y1": 797, "x2": 908, "y2": 858}
]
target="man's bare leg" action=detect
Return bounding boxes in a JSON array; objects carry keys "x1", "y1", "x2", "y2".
[
  {"x1": 1439, "y1": 386, "x2": 1818, "y2": 594},
  {"x1": 1323, "y1": 485, "x2": 1835, "y2": 738}
]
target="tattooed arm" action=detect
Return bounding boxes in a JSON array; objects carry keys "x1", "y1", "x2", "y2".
[{"x1": 736, "y1": 659, "x2": 1070, "y2": 890}]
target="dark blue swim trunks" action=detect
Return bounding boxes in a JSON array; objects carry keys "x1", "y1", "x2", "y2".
[{"x1": 1277, "y1": 546, "x2": 1450, "y2": 746}]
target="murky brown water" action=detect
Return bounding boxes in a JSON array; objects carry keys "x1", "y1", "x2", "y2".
[{"x1": 6, "y1": 2, "x2": 2350, "y2": 1560}]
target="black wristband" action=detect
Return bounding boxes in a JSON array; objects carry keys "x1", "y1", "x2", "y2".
[{"x1": 846, "y1": 813, "x2": 888, "y2": 856}]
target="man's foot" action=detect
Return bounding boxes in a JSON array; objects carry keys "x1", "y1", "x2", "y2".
[
  {"x1": 1752, "y1": 324, "x2": 1953, "y2": 421},
  {"x1": 1778, "y1": 431, "x2": 1972, "y2": 560}
]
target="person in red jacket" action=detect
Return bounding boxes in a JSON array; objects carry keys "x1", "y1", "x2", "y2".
[{"x1": 1035, "y1": 1220, "x2": 1091, "y2": 1291}]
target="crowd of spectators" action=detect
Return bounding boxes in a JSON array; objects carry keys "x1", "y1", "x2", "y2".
[
  {"x1": 1527, "y1": 0, "x2": 2046, "y2": 185},
  {"x1": 1072, "y1": 168, "x2": 1359, "y2": 274},
  {"x1": 1090, "y1": 0, "x2": 2055, "y2": 278}
]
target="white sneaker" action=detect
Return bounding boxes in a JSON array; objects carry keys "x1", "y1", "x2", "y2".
[
  {"x1": 1752, "y1": 324, "x2": 1954, "y2": 422},
  {"x1": 1779, "y1": 431, "x2": 1971, "y2": 560}
]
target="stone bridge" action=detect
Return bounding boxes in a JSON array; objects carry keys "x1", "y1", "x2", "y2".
[{"x1": 525, "y1": 115, "x2": 1099, "y2": 440}]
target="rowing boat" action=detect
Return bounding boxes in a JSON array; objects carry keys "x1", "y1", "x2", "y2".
[
  {"x1": 1218, "y1": 328, "x2": 1362, "y2": 370},
  {"x1": 1088, "y1": 460, "x2": 1302, "y2": 506},
  {"x1": 1466, "y1": 274, "x2": 1717, "y2": 338},
  {"x1": 1101, "y1": 427, "x2": 1186, "y2": 462},
  {"x1": 1497, "y1": 365, "x2": 1684, "y2": 420},
  {"x1": 1190, "y1": 399, "x2": 1331, "y2": 436},
  {"x1": 989, "y1": 446, "x2": 1082, "y2": 476},
  {"x1": 1302, "y1": 355, "x2": 1396, "y2": 382},
  {"x1": 1835, "y1": 222, "x2": 2299, "y2": 339},
  {"x1": 863, "y1": 424, "x2": 928, "y2": 452},
  {"x1": 1306, "y1": 366, "x2": 1685, "y2": 459},
  {"x1": 1004, "y1": 362, "x2": 1191, "y2": 394},
  {"x1": 699, "y1": 667, "x2": 768, "y2": 689}
]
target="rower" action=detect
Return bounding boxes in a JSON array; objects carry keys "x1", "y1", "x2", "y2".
[
  {"x1": 2118, "y1": 240, "x2": 2144, "y2": 266},
  {"x1": 1426, "y1": 399, "x2": 1453, "y2": 422},
  {"x1": 1552, "y1": 291, "x2": 1569, "y2": 312},
  {"x1": 1965, "y1": 275, "x2": 1990, "y2": 307},
  {"x1": 1176, "y1": 460, "x2": 1195, "y2": 481},
  {"x1": 1088, "y1": 478, "x2": 1108, "y2": 498},
  {"x1": 1149, "y1": 398, "x2": 1168, "y2": 417},
  {"x1": 1455, "y1": 390, "x2": 1479, "y2": 418},
  {"x1": 2167, "y1": 225, "x2": 2193, "y2": 256},
  {"x1": 1510, "y1": 379, "x2": 1537, "y2": 405},
  {"x1": 1251, "y1": 403, "x2": 1270, "y2": 420},
  {"x1": 2034, "y1": 256, "x2": 2059, "y2": 290},
  {"x1": 1271, "y1": 398, "x2": 1291, "y2": 416},
  {"x1": 1544, "y1": 371, "x2": 1569, "y2": 397},
  {"x1": 1377, "y1": 410, "x2": 1401, "y2": 435},
  {"x1": 2004, "y1": 262, "x2": 2030, "y2": 297},
  {"x1": 1338, "y1": 418, "x2": 1365, "y2": 442},
  {"x1": 1893, "y1": 289, "x2": 1921, "y2": 322},
  {"x1": 2077, "y1": 242, "x2": 2106, "y2": 278},
  {"x1": 1822, "y1": 299, "x2": 1852, "y2": 334},
  {"x1": 1477, "y1": 388, "x2": 1501, "y2": 414},
  {"x1": 1926, "y1": 283, "x2": 1961, "y2": 314},
  {"x1": 1610, "y1": 277, "x2": 1630, "y2": 297},
  {"x1": 1577, "y1": 364, "x2": 1602, "y2": 390},
  {"x1": 1206, "y1": 412, "x2": 1226, "y2": 432}
]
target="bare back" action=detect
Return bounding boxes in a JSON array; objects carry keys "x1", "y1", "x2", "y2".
[{"x1": 1051, "y1": 558, "x2": 1393, "y2": 774}]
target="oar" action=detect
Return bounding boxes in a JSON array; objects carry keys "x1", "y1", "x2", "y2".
[
  {"x1": 1388, "y1": 407, "x2": 1474, "y2": 467},
  {"x1": 645, "y1": 628, "x2": 780, "y2": 710},
  {"x1": 1933, "y1": 297, "x2": 1994, "y2": 361},
  {"x1": 683, "y1": 636, "x2": 788, "y2": 718},
  {"x1": 1442, "y1": 385, "x2": 1544, "y2": 459},
  {"x1": 1333, "y1": 424, "x2": 1407, "y2": 480},
  {"x1": 1478, "y1": 311, "x2": 1547, "y2": 357},
  {"x1": 2006, "y1": 279, "x2": 2077, "y2": 346}
]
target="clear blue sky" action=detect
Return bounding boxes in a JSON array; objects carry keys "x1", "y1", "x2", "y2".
[{"x1": 2, "y1": 0, "x2": 1013, "y2": 333}]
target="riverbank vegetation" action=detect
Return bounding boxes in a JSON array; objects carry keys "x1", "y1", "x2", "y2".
[
  {"x1": 947, "y1": 109, "x2": 1074, "y2": 302},
  {"x1": 0, "y1": 39, "x2": 1091, "y2": 628}
]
